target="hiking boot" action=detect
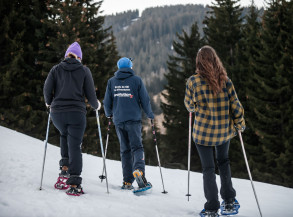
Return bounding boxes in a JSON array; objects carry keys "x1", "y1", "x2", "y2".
[
  {"x1": 66, "y1": 185, "x2": 84, "y2": 196},
  {"x1": 121, "y1": 182, "x2": 134, "y2": 190},
  {"x1": 133, "y1": 169, "x2": 149, "y2": 188}
]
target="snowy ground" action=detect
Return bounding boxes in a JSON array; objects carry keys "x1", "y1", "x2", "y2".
[{"x1": 0, "y1": 125, "x2": 292, "y2": 217}]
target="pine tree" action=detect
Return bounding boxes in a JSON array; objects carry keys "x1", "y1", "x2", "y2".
[
  {"x1": 249, "y1": 0, "x2": 293, "y2": 187},
  {"x1": 239, "y1": 1, "x2": 265, "y2": 181},
  {"x1": 161, "y1": 23, "x2": 203, "y2": 170},
  {"x1": 38, "y1": 0, "x2": 120, "y2": 159},
  {"x1": 280, "y1": 0, "x2": 293, "y2": 187},
  {"x1": 0, "y1": 0, "x2": 49, "y2": 139},
  {"x1": 203, "y1": 0, "x2": 247, "y2": 177},
  {"x1": 203, "y1": 0, "x2": 243, "y2": 85}
]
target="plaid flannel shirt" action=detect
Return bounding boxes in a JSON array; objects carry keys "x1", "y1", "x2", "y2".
[{"x1": 184, "y1": 73, "x2": 245, "y2": 146}]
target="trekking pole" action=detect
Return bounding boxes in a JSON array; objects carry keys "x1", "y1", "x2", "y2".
[
  {"x1": 238, "y1": 131, "x2": 263, "y2": 217},
  {"x1": 186, "y1": 112, "x2": 192, "y2": 201},
  {"x1": 96, "y1": 110, "x2": 109, "y2": 194},
  {"x1": 99, "y1": 117, "x2": 111, "y2": 182},
  {"x1": 151, "y1": 119, "x2": 168, "y2": 194},
  {"x1": 39, "y1": 112, "x2": 51, "y2": 190}
]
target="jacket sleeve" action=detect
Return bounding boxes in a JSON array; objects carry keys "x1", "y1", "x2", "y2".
[
  {"x1": 227, "y1": 79, "x2": 245, "y2": 131},
  {"x1": 138, "y1": 79, "x2": 154, "y2": 119},
  {"x1": 184, "y1": 78, "x2": 196, "y2": 112},
  {"x1": 43, "y1": 67, "x2": 55, "y2": 105},
  {"x1": 83, "y1": 67, "x2": 99, "y2": 109},
  {"x1": 103, "y1": 80, "x2": 113, "y2": 117}
]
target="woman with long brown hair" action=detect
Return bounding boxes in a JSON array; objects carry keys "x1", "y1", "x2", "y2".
[{"x1": 184, "y1": 45, "x2": 245, "y2": 217}]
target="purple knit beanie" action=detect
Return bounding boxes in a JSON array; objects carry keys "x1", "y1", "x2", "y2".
[{"x1": 64, "y1": 42, "x2": 82, "y2": 60}]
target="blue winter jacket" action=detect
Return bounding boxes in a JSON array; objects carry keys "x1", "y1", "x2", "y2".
[{"x1": 103, "y1": 68, "x2": 154, "y2": 125}]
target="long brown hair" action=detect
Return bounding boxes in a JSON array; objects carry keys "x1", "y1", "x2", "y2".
[{"x1": 196, "y1": 45, "x2": 228, "y2": 95}]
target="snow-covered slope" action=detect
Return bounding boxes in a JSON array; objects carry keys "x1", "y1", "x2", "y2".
[{"x1": 0, "y1": 126, "x2": 292, "y2": 217}]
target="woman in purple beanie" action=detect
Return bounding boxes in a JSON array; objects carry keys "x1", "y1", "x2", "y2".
[{"x1": 43, "y1": 42, "x2": 101, "y2": 196}]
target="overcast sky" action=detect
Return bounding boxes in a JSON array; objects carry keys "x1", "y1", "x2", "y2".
[{"x1": 100, "y1": 0, "x2": 266, "y2": 15}]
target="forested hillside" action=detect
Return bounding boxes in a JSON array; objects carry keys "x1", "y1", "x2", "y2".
[{"x1": 104, "y1": 5, "x2": 258, "y2": 114}]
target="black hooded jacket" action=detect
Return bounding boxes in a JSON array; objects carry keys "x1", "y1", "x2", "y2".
[{"x1": 43, "y1": 58, "x2": 98, "y2": 113}]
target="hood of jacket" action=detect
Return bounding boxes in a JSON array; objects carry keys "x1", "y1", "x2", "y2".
[
  {"x1": 114, "y1": 68, "x2": 135, "y2": 80},
  {"x1": 59, "y1": 58, "x2": 83, "y2": 71}
]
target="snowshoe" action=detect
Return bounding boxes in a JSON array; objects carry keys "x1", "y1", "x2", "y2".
[
  {"x1": 66, "y1": 185, "x2": 84, "y2": 196},
  {"x1": 54, "y1": 170, "x2": 70, "y2": 190},
  {"x1": 132, "y1": 170, "x2": 152, "y2": 195},
  {"x1": 133, "y1": 182, "x2": 152, "y2": 194},
  {"x1": 199, "y1": 209, "x2": 219, "y2": 217},
  {"x1": 220, "y1": 198, "x2": 240, "y2": 215},
  {"x1": 121, "y1": 182, "x2": 134, "y2": 190}
]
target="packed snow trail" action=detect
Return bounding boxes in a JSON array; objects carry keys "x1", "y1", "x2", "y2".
[{"x1": 0, "y1": 126, "x2": 292, "y2": 217}]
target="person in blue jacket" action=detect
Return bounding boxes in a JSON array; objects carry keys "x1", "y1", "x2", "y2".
[{"x1": 103, "y1": 57, "x2": 154, "y2": 189}]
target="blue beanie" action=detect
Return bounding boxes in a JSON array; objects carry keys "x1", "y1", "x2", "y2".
[
  {"x1": 117, "y1": 57, "x2": 133, "y2": 69},
  {"x1": 65, "y1": 42, "x2": 82, "y2": 60}
]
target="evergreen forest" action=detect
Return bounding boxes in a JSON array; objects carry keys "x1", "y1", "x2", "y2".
[{"x1": 1, "y1": 0, "x2": 292, "y2": 188}]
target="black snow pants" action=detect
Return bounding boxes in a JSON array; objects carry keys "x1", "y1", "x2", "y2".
[
  {"x1": 51, "y1": 111, "x2": 86, "y2": 185},
  {"x1": 195, "y1": 140, "x2": 236, "y2": 211}
]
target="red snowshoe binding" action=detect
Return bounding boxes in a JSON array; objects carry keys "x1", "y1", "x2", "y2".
[{"x1": 54, "y1": 167, "x2": 70, "y2": 190}]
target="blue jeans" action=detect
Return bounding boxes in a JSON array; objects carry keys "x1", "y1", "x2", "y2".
[
  {"x1": 51, "y1": 111, "x2": 86, "y2": 185},
  {"x1": 115, "y1": 121, "x2": 145, "y2": 183},
  {"x1": 196, "y1": 140, "x2": 236, "y2": 211}
]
